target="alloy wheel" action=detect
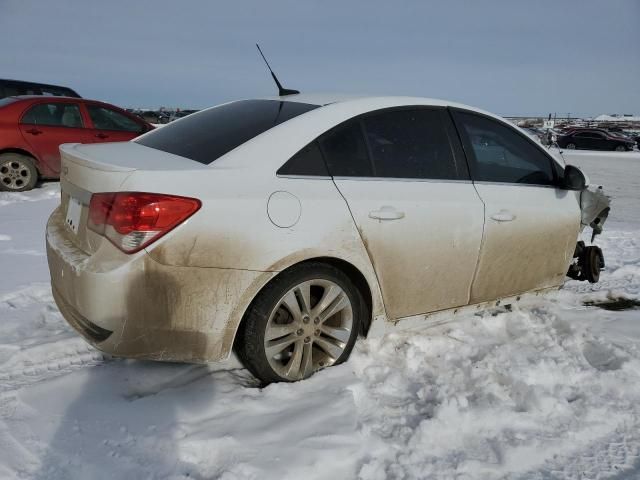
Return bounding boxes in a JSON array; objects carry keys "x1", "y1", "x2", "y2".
[
  {"x1": 0, "y1": 159, "x2": 32, "y2": 191},
  {"x1": 263, "y1": 279, "x2": 354, "y2": 380}
]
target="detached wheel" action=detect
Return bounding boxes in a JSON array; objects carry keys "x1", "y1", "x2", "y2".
[
  {"x1": 0, "y1": 153, "x2": 38, "y2": 192},
  {"x1": 236, "y1": 262, "x2": 364, "y2": 384},
  {"x1": 583, "y1": 246, "x2": 604, "y2": 283},
  {"x1": 566, "y1": 143, "x2": 577, "y2": 150}
]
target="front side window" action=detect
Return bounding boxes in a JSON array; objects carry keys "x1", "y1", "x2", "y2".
[
  {"x1": 453, "y1": 111, "x2": 555, "y2": 186},
  {"x1": 319, "y1": 120, "x2": 373, "y2": 177},
  {"x1": 22, "y1": 102, "x2": 83, "y2": 128},
  {"x1": 362, "y1": 109, "x2": 460, "y2": 179},
  {"x1": 88, "y1": 105, "x2": 143, "y2": 132}
]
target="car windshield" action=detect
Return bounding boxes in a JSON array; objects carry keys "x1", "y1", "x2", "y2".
[{"x1": 135, "y1": 99, "x2": 319, "y2": 165}]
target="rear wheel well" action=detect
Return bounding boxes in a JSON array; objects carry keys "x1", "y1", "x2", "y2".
[
  {"x1": 237, "y1": 257, "x2": 374, "y2": 343},
  {"x1": 310, "y1": 257, "x2": 373, "y2": 336}
]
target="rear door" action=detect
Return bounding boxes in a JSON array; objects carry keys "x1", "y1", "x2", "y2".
[
  {"x1": 589, "y1": 131, "x2": 608, "y2": 150},
  {"x1": 323, "y1": 108, "x2": 484, "y2": 320},
  {"x1": 451, "y1": 109, "x2": 581, "y2": 304},
  {"x1": 19, "y1": 100, "x2": 94, "y2": 174},
  {"x1": 85, "y1": 103, "x2": 147, "y2": 143},
  {"x1": 577, "y1": 131, "x2": 603, "y2": 150}
]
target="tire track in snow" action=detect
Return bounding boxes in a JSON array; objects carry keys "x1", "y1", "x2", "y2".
[
  {"x1": 0, "y1": 346, "x2": 109, "y2": 396},
  {"x1": 0, "y1": 283, "x2": 109, "y2": 395}
]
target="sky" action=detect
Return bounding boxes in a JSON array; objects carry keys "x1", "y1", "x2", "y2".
[{"x1": 1, "y1": 0, "x2": 639, "y2": 117}]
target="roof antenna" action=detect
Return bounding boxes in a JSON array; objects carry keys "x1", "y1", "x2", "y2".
[{"x1": 256, "y1": 43, "x2": 299, "y2": 96}]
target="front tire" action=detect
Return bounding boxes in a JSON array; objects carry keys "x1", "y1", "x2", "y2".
[
  {"x1": 614, "y1": 145, "x2": 626, "y2": 152},
  {"x1": 236, "y1": 262, "x2": 364, "y2": 384},
  {"x1": 0, "y1": 153, "x2": 38, "y2": 192},
  {"x1": 566, "y1": 143, "x2": 577, "y2": 150}
]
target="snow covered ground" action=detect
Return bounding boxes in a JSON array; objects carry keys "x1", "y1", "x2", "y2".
[{"x1": 1, "y1": 151, "x2": 639, "y2": 479}]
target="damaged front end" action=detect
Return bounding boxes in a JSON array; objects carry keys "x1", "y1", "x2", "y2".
[{"x1": 567, "y1": 184, "x2": 611, "y2": 283}]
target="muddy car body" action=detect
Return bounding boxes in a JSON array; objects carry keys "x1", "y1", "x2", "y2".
[{"x1": 46, "y1": 94, "x2": 610, "y2": 383}]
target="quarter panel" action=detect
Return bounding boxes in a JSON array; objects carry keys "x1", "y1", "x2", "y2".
[{"x1": 134, "y1": 171, "x2": 386, "y2": 320}]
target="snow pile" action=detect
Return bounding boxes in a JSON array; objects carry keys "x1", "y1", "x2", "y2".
[
  {"x1": 594, "y1": 114, "x2": 640, "y2": 122},
  {"x1": 351, "y1": 298, "x2": 640, "y2": 479},
  {"x1": 1, "y1": 156, "x2": 640, "y2": 479}
]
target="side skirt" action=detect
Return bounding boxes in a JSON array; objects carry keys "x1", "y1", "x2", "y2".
[{"x1": 367, "y1": 285, "x2": 561, "y2": 337}]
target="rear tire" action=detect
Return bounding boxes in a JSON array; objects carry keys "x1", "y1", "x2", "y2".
[
  {"x1": 614, "y1": 145, "x2": 626, "y2": 152},
  {"x1": 0, "y1": 153, "x2": 38, "y2": 192},
  {"x1": 236, "y1": 262, "x2": 365, "y2": 384},
  {"x1": 566, "y1": 143, "x2": 576, "y2": 150}
]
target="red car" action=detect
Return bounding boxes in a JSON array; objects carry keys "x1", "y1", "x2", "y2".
[{"x1": 0, "y1": 96, "x2": 153, "y2": 191}]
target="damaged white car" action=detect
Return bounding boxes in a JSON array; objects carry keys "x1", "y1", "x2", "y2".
[{"x1": 46, "y1": 94, "x2": 610, "y2": 383}]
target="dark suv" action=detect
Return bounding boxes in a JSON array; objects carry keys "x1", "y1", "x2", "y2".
[{"x1": 0, "y1": 79, "x2": 81, "y2": 100}]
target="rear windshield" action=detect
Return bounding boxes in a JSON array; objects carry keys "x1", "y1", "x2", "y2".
[{"x1": 135, "y1": 99, "x2": 319, "y2": 165}]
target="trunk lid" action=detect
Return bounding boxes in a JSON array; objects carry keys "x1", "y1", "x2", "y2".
[{"x1": 58, "y1": 142, "x2": 206, "y2": 255}]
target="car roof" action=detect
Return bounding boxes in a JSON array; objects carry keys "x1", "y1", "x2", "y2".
[
  {"x1": 4, "y1": 96, "x2": 128, "y2": 109},
  {"x1": 264, "y1": 92, "x2": 461, "y2": 108},
  {"x1": 6, "y1": 95, "x2": 85, "y2": 101},
  {"x1": 261, "y1": 93, "x2": 499, "y2": 117},
  {"x1": 207, "y1": 93, "x2": 540, "y2": 170}
]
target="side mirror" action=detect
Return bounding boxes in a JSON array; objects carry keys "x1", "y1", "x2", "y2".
[{"x1": 563, "y1": 164, "x2": 586, "y2": 190}]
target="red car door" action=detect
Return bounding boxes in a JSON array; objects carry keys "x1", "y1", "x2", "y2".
[
  {"x1": 84, "y1": 103, "x2": 148, "y2": 143},
  {"x1": 19, "y1": 100, "x2": 94, "y2": 175}
]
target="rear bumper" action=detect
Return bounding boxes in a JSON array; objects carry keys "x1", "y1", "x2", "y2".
[{"x1": 46, "y1": 206, "x2": 272, "y2": 363}]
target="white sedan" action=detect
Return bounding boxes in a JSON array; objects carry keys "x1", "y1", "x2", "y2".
[{"x1": 46, "y1": 94, "x2": 609, "y2": 383}]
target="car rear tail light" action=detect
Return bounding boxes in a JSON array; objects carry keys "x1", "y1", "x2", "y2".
[{"x1": 88, "y1": 192, "x2": 201, "y2": 253}]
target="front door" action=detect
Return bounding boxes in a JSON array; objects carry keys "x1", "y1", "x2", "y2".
[
  {"x1": 321, "y1": 108, "x2": 485, "y2": 320},
  {"x1": 19, "y1": 100, "x2": 93, "y2": 174},
  {"x1": 452, "y1": 109, "x2": 581, "y2": 303}
]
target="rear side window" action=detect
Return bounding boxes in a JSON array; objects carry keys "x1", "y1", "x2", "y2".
[
  {"x1": 453, "y1": 111, "x2": 555, "y2": 186},
  {"x1": 136, "y1": 100, "x2": 319, "y2": 165},
  {"x1": 22, "y1": 103, "x2": 83, "y2": 128},
  {"x1": 88, "y1": 105, "x2": 143, "y2": 132},
  {"x1": 277, "y1": 142, "x2": 329, "y2": 176},
  {"x1": 362, "y1": 109, "x2": 462, "y2": 180},
  {"x1": 319, "y1": 120, "x2": 373, "y2": 177}
]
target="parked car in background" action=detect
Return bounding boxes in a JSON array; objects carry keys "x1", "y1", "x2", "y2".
[
  {"x1": 0, "y1": 96, "x2": 153, "y2": 191},
  {"x1": 556, "y1": 128, "x2": 635, "y2": 151},
  {"x1": 169, "y1": 109, "x2": 199, "y2": 121},
  {"x1": 128, "y1": 108, "x2": 200, "y2": 125},
  {"x1": 522, "y1": 127, "x2": 543, "y2": 143},
  {"x1": 46, "y1": 94, "x2": 610, "y2": 384},
  {"x1": 0, "y1": 79, "x2": 80, "y2": 100}
]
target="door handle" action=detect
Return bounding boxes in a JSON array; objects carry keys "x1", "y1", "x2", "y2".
[
  {"x1": 26, "y1": 128, "x2": 42, "y2": 135},
  {"x1": 490, "y1": 210, "x2": 516, "y2": 222},
  {"x1": 369, "y1": 206, "x2": 405, "y2": 221},
  {"x1": 95, "y1": 133, "x2": 109, "y2": 139}
]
